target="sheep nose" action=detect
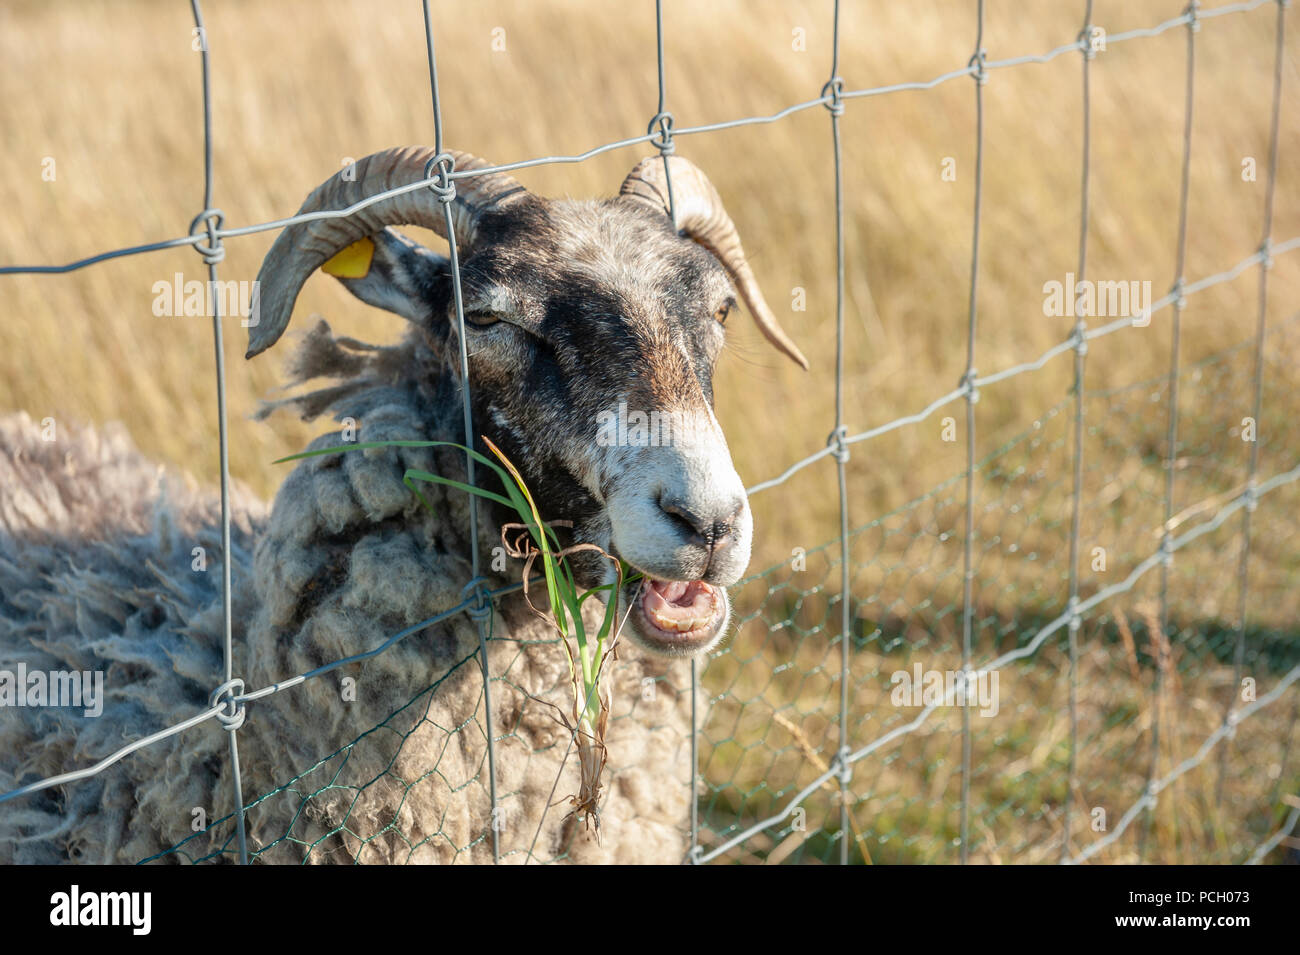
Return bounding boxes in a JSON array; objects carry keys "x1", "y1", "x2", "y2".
[{"x1": 659, "y1": 497, "x2": 744, "y2": 556}]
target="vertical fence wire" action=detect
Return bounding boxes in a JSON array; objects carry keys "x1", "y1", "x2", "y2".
[
  {"x1": 653, "y1": 0, "x2": 678, "y2": 229},
  {"x1": 420, "y1": 0, "x2": 500, "y2": 864},
  {"x1": 689, "y1": 655, "x2": 699, "y2": 862},
  {"x1": 2, "y1": 0, "x2": 1297, "y2": 866},
  {"x1": 1142, "y1": 0, "x2": 1200, "y2": 862},
  {"x1": 823, "y1": 0, "x2": 852, "y2": 866},
  {"x1": 188, "y1": 0, "x2": 247, "y2": 867},
  {"x1": 1217, "y1": 0, "x2": 1287, "y2": 807},
  {"x1": 1060, "y1": 0, "x2": 1094, "y2": 864},
  {"x1": 647, "y1": 0, "x2": 699, "y2": 867},
  {"x1": 1270, "y1": 697, "x2": 1300, "y2": 813},
  {"x1": 958, "y1": 0, "x2": 987, "y2": 866}
]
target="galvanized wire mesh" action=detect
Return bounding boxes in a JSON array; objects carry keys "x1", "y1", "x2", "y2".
[{"x1": 1, "y1": 0, "x2": 1297, "y2": 865}]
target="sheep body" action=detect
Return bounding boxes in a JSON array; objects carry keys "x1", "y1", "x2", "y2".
[{"x1": 0, "y1": 326, "x2": 693, "y2": 864}]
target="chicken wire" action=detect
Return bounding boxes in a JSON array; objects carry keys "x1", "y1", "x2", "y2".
[{"x1": 1, "y1": 0, "x2": 1298, "y2": 865}]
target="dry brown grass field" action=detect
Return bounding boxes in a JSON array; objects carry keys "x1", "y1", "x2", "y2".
[{"x1": 2, "y1": 0, "x2": 1298, "y2": 863}]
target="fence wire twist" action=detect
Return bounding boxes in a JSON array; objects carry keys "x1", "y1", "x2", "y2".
[{"x1": 1, "y1": 0, "x2": 1296, "y2": 866}]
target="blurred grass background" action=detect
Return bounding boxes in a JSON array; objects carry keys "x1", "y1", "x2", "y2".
[{"x1": 1, "y1": 0, "x2": 1298, "y2": 863}]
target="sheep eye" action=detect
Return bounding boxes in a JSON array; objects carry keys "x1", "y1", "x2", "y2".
[
  {"x1": 713, "y1": 303, "x2": 732, "y2": 325},
  {"x1": 462, "y1": 310, "x2": 500, "y2": 328}
]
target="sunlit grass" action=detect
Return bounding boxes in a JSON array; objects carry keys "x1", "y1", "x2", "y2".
[{"x1": 2, "y1": 0, "x2": 1297, "y2": 863}]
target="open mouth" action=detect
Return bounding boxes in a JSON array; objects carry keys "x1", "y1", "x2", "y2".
[{"x1": 623, "y1": 577, "x2": 729, "y2": 657}]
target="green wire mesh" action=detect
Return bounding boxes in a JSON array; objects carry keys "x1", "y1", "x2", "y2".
[
  {"x1": 145, "y1": 314, "x2": 1300, "y2": 865},
  {"x1": 699, "y1": 313, "x2": 1300, "y2": 864}
]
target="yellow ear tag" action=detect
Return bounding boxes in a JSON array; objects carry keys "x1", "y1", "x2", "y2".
[{"x1": 321, "y1": 236, "x2": 375, "y2": 278}]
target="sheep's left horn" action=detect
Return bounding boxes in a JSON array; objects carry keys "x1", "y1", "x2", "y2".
[
  {"x1": 247, "y1": 147, "x2": 526, "y2": 358},
  {"x1": 620, "y1": 156, "x2": 809, "y2": 370}
]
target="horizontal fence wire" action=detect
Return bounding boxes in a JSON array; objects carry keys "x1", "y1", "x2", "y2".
[
  {"x1": 1246, "y1": 798, "x2": 1300, "y2": 864},
  {"x1": 696, "y1": 463, "x2": 1300, "y2": 864},
  {"x1": 0, "y1": 0, "x2": 1280, "y2": 279},
  {"x1": 0, "y1": 0, "x2": 1296, "y2": 866},
  {"x1": 0, "y1": 578, "x2": 526, "y2": 805}
]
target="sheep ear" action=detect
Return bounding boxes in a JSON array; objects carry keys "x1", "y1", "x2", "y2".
[{"x1": 328, "y1": 227, "x2": 448, "y2": 324}]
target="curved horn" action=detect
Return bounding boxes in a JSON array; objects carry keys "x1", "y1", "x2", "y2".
[
  {"x1": 247, "y1": 146, "x2": 526, "y2": 358},
  {"x1": 620, "y1": 156, "x2": 809, "y2": 370}
]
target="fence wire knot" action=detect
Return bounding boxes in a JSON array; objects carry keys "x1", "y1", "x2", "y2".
[
  {"x1": 424, "y1": 153, "x2": 457, "y2": 204},
  {"x1": 461, "y1": 576, "x2": 493, "y2": 623},
  {"x1": 968, "y1": 48, "x2": 988, "y2": 85},
  {"x1": 1186, "y1": 1, "x2": 1202, "y2": 32},
  {"x1": 1260, "y1": 237, "x2": 1274, "y2": 271},
  {"x1": 1070, "y1": 323, "x2": 1089, "y2": 356},
  {"x1": 1243, "y1": 480, "x2": 1258, "y2": 514},
  {"x1": 834, "y1": 746, "x2": 853, "y2": 786},
  {"x1": 1170, "y1": 277, "x2": 1187, "y2": 311},
  {"x1": 647, "y1": 112, "x2": 675, "y2": 155},
  {"x1": 188, "y1": 208, "x2": 225, "y2": 266},
  {"x1": 209, "y1": 679, "x2": 246, "y2": 732},
  {"x1": 1067, "y1": 595, "x2": 1082, "y2": 635},
  {"x1": 821, "y1": 77, "x2": 845, "y2": 117},
  {"x1": 1159, "y1": 533, "x2": 1174, "y2": 568},
  {"x1": 826, "y1": 424, "x2": 850, "y2": 464},
  {"x1": 961, "y1": 368, "x2": 981, "y2": 404},
  {"x1": 1078, "y1": 25, "x2": 1098, "y2": 60}
]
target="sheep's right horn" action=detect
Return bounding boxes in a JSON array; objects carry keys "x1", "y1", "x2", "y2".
[
  {"x1": 247, "y1": 147, "x2": 526, "y2": 358},
  {"x1": 620, "y1": 156, "x2": 809, "y2": 370}
]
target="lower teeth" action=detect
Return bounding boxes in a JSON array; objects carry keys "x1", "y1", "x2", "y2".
[{"x1": 648, "y1": 610, "x2": 706, "y2": 633}]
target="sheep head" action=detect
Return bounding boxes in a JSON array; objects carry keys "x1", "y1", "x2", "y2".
[{"x1": 248, "y1": 146, "x2": 807, "y2": 657}]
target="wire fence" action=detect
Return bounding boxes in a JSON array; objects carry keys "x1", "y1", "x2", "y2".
[{"x1": 1, "y1": 0, "x2": 1297, "y2": 865}]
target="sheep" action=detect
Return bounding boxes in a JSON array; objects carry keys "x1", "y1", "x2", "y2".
[{"x1": 0, "y1": 148, "x2": 806, "y2": 864}]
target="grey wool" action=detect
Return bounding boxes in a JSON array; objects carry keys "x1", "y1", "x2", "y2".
[{"x1": 0, "y1": 323, "x2": 693, "y2": 864}]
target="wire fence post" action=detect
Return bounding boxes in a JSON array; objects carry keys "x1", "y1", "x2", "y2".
[
  {"x1": 420, "y1": 0, "x2": 500, "y2": 865},
  {"x1": 1060, "y1": 0, "x2": 1094, "y2": 864},
  {"x1": 1141, "y1": 0, "x2": 1199, "y2": 862},
  {"x1": 1217, "y1": 0, "x2": 1287, "y2": 809},
  {"x1": 188, "y1": 0, "x2": 248, "y2": 866},
  {"x1": 651, "y1": 0, "x2": 677, "y2": 228},
  {"x1": 1268, "y1": 696, "x2": 1299, "y2": 820},
  {"x1": 958, "y1": 0, "x2": 988, "y2": 866},
  {"x1": 820, "y1": 0, "x2": 854, "y2": 867},
  {"x1": 646, "y1": 0, "x2": 703, "y2": 867}
]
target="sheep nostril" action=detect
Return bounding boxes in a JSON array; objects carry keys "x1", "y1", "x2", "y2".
[
  {"x1": 710, "y1": 501, "x2": 745, "y2": 550},
  {"x1": 659, "y1": 497, "x2": 745, "y2": 553},
  {"x1": 658, "y1": 498, "x2": 708, "y2": 547}
]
